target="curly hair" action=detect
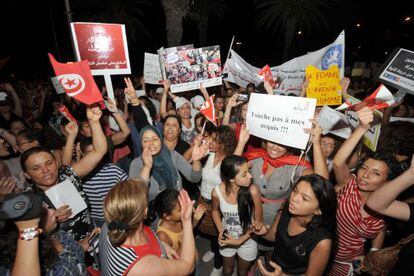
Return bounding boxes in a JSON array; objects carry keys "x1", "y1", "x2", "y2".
[{"x1": 213, "y1": 125, "x2": 237, "y2": 157}]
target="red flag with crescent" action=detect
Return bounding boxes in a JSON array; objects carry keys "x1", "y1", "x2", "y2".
[
  {"x1": 48, "y1": 54, "x2": 103, "y2": 105},
  {"x1": 200, "y1": 95, "x2": 216, "y2": 126}
]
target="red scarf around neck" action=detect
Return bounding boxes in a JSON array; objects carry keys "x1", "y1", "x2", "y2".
[{"x1": 243, "y1": 148, "x2": 312, "y2": 175}]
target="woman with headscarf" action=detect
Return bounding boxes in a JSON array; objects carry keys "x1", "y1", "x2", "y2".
[{"x1": 129, "y1": 125, "x2": 208, "y2": 201}]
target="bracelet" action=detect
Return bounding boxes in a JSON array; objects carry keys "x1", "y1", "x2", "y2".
[{"x1": 370, "y1": 247, "x2": 379, "y2": 252}]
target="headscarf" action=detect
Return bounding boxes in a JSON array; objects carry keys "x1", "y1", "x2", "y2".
[
  {"x1": 140, "y1": 126, "x2": 179, "y2": 191},
  {"x1": 243, "y1": 148, "x2": 312, "y2": 175}
]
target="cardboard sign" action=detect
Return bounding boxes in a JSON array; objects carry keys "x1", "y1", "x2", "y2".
[
  {"x1": 161, "y1": 45, "x2": 222, "y2": 93},
  {"x1": 379, "y1": 48, "x2": 414, "y2": 94},
  {"x1": 246, "y1": 93, "x2": 316, "y2": 149},
  {"x1": 317, "y1": 105, "x2": 351, "y2": 139},
  {"x1": 224, "y1": 31, "x2": 345, "y2": 95},
  {"x1": 144, "y1": 53, "x2": 163, "y2": 84},
  {"x1": 70, "y1": 22, "x2": 131, "y2": 75},
  {"x1": 345, "y1": 96, "x2": 382, "y2": 152},
  {"x1": 306, "y1": 65, "x2": 342, "y2": 106}
]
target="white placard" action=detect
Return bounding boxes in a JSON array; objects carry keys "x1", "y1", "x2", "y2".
[
  {"x1": 246, "y1": 93, "x2": 316, "y2": 149},
  {"x1": 45, "y1": 179, "x2": 87, "y2": 218},
  {"x1": 144, "y1": 53, "x2": 163, "y2": 85},
  {"x1": 317, "y1": 105, "x2": 351, "y2": 139}
]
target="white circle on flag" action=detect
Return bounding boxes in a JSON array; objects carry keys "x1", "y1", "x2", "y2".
[{"x1": 57, "y1": 74, "x2": 86, "y2": 97}]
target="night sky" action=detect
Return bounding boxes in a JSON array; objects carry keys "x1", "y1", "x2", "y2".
[{"x1": 0, "y1": 0, "x2": 412, "y2": 78}]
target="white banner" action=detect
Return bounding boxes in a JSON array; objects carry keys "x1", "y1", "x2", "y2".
[
  {"x1": 246, "y1": 93, "x2": 316, "y2": 149},
  {"x1": 144, "y1": 53, "x2": 163, "y2": 85},
  {"x1": 224, "y1": 31, "x2": 345, "y2": 95}
]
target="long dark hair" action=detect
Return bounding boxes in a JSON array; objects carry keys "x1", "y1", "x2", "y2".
[
  {"x1": 220, "y1": 155, "x2": 254, "y2": 232},
  {"x1": 293, "y1": 174, "x2": 337, "y2": 233}
]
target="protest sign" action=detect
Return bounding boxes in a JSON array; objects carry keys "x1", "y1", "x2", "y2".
[
  {"x1": 379, "y1": 48, "x2": 414, "y2": 94},
  {"x1": 144, "y1": 53, "x2": 163, "y2": 85},
  {"x1": 344, "y1": 96, "x2": 382, "y2": 151},
  {"x1": 224, "y1": 31, "x2": 345, "y2": 95},
  {"x1": 306, "y1": 65, "x2": 342, "y2": 106},
  {"x1": 246, "y1": 93, "x2": 316, "y2": 149},
  {"x1": 157, "y1": 44, "x2": 194, "y2": 80},
  {"x1": 70, "y1": 22, "x2": 131, "y2": 75},
  {"x1": 161, "y1": 45, "x2": 222, "y2": 93},
  {"x1": 317, "y1": 105, "x2": 351, "y2": 139},
  {"x1": 336, "y1": 84, "x2": 395, "y2": 111},
  {"x1": 51, "y1": 77, "x2": 65, "y2": 94}
]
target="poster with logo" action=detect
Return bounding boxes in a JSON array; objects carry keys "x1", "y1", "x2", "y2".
[
  {"x1": 161, "y1": 45, "x2": 222, "y2": 93},
  {"x1": 70, "y1": 22, "x2": 131, "y2": 75},
  {"x1": 379, "y1": 48, "x2": 414, "y2": 94},
  {"x1": 306, "y1": 65, "x2": 342, "y2": 106},
  {"x1": 246, "y1": 93, "x2": 316, "y2": 150}
]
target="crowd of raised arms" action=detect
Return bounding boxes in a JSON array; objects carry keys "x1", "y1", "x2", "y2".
[{"x1": 1, "y1": 74, "x2": 414, "y2": 276}]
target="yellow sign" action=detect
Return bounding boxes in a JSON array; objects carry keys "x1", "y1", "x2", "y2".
[{"x1": 306, "y1": 65, "x2": 342, "y2": 106}]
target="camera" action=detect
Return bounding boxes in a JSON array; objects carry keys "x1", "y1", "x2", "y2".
[{"x1": 0, "y1": 193, "x2": 43, "y2": 229}]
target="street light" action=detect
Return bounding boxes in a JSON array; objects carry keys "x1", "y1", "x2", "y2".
[
  {"x1": 404, "y1": 16, "x2": 412, "y2": 22},
  {"x1": 297, "y1": 30, "x2": 302, "y2": 35},
  {"x1": 356, "y1": 23, "x2": 361, "y2": 27}
]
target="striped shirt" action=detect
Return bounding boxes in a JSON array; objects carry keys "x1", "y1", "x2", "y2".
[
  {"x1": 329, "y1": 175, "x2": 385, "y2": 276},
  {"x1": 82, "y1": 163, "x2": 128, "y2": 221},
  {"x1": 99, "y1": 224, "x2": 166, "y2": 276}
]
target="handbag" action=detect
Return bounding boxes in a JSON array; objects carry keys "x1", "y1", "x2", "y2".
[{"x1": 361, "y1": 234, "x2": 414, "y2": 276}]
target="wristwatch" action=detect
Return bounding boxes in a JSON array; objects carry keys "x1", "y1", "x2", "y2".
[{"x1": 18, "y1": 227, "x2": 43, "y2": 241}]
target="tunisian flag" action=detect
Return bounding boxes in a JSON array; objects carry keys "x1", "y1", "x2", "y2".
[
  {"x1": 48, "y1": 54, "x2": 103, "y2": 105},
  {"x1": 200, "y1": 95, "x2": 216, "y2": 126}
]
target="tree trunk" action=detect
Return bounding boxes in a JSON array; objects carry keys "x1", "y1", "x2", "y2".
[
  {"x1": 282, "y1": 18, "x2": 297, "y2": 62},
  {"x1": 162, "y1": 0, "x2": 189, "y2": 47}
]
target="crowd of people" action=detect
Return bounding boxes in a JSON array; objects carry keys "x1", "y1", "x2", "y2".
[{"x1": 0, "y1": 70, "x2": 414, "y2": 276}]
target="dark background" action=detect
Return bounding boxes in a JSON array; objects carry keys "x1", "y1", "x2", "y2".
[{"x1": 0, "y1": 0, "x2": 412, "y2": 78}]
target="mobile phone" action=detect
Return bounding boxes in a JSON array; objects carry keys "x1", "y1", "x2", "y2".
[{"x1": 259, "y1": 255, "x2": 275, "y2": 272}]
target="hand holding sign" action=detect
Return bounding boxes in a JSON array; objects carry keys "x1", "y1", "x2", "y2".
[
  {"x1": 357, "y1": 107, "x2": 374, "y2": 129},
  {"x1": 87, "y1": 106, "x2": 103, "y2": 123}
]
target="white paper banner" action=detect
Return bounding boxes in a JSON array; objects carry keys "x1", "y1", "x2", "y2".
[
  {"x1": 246, "y1": 93, "x2": 316, "y2": 149},
  {"x1": 144, "y1": 53, "x2": 163, "y2": 85},
  {"x1": 224, "y1": 31, "x2": 345, "y2": 95}
]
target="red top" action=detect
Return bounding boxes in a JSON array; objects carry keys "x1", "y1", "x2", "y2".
[
  {"x1": 123, "y1": 226, "x2": 163, "y2": 275},
  {"x1": 329, "y1": 176, "x2": 385, "y2": 276}
]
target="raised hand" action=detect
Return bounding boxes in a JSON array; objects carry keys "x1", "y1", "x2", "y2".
[
  {"x1": 227, "y1": 95, "x2": 239, "y2": 108},
  {"x1": 163, "y1": 80, "x2": 171, "y2": 94},
  {"x1": 124, "y1": 77, "x2": 137, "y2": 101},
  {"x1": 105, "y1": 98, "x2": 118, "y2": 113},
  {"x1": 239, "y1": 124, "x2": 250, "y2": 145},
  {"x1": 192, "y1": 136, "x2": 209, "y2": 161},
  {"x1": 178, "y1": 189, "x2": 194, "y2": 223},
  {"x1": 86, "y1": 106, "x2": 102, "y2": 123},
  {"x1": 303, "y1": 119, "x2": 322, "y2": 144},
  {"x1": 141, "y1": 145, "x2": 153, "y2": 169},
  {"x1": 64, "y1": 121, "x2": 79, "y2": 137},
  {"x1": 193, "y1": 204, "x2": 206, "y2": 221},
  {"x1": 357, "y1": 107, "x2": 374, "y2": 129}
]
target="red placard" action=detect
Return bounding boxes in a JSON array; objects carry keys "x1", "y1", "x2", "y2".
[{"x1": 70, "y1": 22, "x2": 131, "y2": 75}]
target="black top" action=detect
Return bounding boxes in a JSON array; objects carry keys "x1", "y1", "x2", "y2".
[
  {"x1": 174, "y1": 139, "x2": 190, "y2": 156},
  {"x1": 273, "y1": 206, "x2": 332, "y2": 275}
]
